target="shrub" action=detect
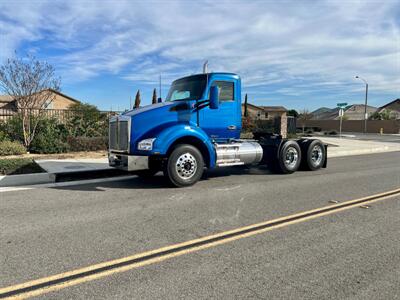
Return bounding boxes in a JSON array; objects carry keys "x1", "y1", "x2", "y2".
[
  {"x1": 329, "y1": 130, "x2": 338, "y2": 135},
  {"x1": 0, "y1": 140, "x2": 26, "y2": 156},
  {"x1": 67, "y1": 136, "x2": 108, "y2": 152},
  {"x1": 66, "y1": 103, "x2": 108, "y2": 137},
  {"x1": 29, "y1": 118, "x2": 69, "y2": 154},
  {"x1": 0, "y1": 158, "x2": 43, "y2": 175},
  {"x1": 0, "y1": 130, "x2": 9, "y2": 142},
  {"x1": 253, "y1": 119, "x2": 276, "y2": 134},
  {"x1": 0, "y1": 116, "x2": 24, "y2": 143}
]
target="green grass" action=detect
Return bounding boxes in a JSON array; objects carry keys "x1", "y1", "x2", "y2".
[{"x1": 0, "y1": 158, "x2": 44, "y2": 175}]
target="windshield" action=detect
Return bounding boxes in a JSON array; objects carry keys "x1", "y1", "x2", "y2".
[{"x1": 166, "y1": 74, "x2": 207, "y2": 101}]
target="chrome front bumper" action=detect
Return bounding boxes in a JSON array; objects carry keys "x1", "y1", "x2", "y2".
[{"x1": 109, "y1": 153, "x2": 148, "y2": 171}]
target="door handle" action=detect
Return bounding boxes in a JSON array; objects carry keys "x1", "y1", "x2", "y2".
[{"x1": 227, "y1": 125, "x2": 237, "y2": 130}]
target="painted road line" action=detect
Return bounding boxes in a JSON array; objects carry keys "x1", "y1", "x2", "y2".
[{"x1": 1, "y1": 188, "x2": 400, "y2": 299}]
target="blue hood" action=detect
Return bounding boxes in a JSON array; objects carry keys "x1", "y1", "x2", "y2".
[{"x1": 124, "y1": 101, "x2": 197, "y2": 154}]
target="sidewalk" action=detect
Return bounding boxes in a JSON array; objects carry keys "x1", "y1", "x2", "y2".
[
  {"x1": 35, "y1": 158, "x2": 111, "y2": 174},
  {"x1": 316, "y1": 137, "x2": 400, "y2": 158}
]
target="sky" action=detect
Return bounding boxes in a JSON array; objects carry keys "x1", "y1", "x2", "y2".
[{"x1": 0, "y1": 0, "x2": 399, "y2": 112}]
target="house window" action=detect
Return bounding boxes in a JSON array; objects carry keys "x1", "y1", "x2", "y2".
[
  {"x1": 264, "y1": 112, "x2": 268, "y2": 118},
  {"x1": 211, "y1": 81, "x2": 234, "y2": 101},
  {"x1": 257, "y1": 111, "x2": 261, "y2": 118}
]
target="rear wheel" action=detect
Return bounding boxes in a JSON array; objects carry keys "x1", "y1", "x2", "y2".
[
  {"x1": 271, "y1": 140, "x2": 301, "y2": 174},
  {"x1": 164, "y1": 144, "x2": 204, "y2": 187},
  {"x1": 301, "y1": 139, "x2": 326, "y2": 171}
]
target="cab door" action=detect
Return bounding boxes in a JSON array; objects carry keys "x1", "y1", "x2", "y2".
[{"x1": 200, "y1": 78, "x2": 241, "y2": 141}]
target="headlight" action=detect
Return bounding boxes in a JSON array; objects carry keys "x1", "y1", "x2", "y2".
[{"x1": 137, "y1": 138, "x2": 156, "y2": 151}]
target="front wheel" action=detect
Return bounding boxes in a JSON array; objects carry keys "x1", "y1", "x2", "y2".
[{"x1": 164, "y1": 144, "x2": 204, "y2": 187}]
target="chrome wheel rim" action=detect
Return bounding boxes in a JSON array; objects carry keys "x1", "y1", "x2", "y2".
[
  {"x1": 175, "y1": 152, "x2": 197, "y2": 180},
  {"x1": 311, "y1": 145, "x2": 323, "y2": 166},
  {"x1": 284, "y1": 147, "x2": 299, "y2": 169}
]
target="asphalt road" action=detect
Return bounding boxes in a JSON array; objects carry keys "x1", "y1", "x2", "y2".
[{"x1": 1, "y1": 152, "x2": 400, "y2": 299}]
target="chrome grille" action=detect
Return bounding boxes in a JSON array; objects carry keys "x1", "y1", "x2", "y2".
[{"x1": 109, "y1": 116, "x2": 130, "y2": 152}]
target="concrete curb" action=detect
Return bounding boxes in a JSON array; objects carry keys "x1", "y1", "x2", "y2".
[
  {"x1": 328, "y1": 147, "x2": 399, "y2": 158},
  {"x1": 0, "y1": 172, "x2": 56, "y2": 187}
]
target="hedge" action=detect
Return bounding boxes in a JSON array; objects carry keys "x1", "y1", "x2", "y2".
[
  {"x1": 67, "y1": 136, "x2": 108, "y2": 152},
  {"x1": 0, "y1": 158, "x2": 43, "y2": 175},
  {"x1": 0, "y1": 140, "x2": 26, "y2": 156}
]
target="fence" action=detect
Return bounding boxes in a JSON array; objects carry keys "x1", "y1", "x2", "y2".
[
  {"x1": 297, "y1": 119, "x2": 400, "y2": 134},
  {"x1": 0, "y1": 108, "x2": 121, "y2": 123}
]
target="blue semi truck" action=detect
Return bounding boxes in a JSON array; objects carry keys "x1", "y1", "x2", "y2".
[{"x1": 109, "y1": 72, "x2": 327, "y2": 187}]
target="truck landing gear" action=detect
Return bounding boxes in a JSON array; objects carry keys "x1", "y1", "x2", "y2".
[{"x1": 164, "y1": 144, "x2": 205, "y2": 187}]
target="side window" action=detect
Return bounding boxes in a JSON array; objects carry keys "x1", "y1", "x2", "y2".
[{"x1": 211, "y1": 81, "x2": 234, "y2": 102}]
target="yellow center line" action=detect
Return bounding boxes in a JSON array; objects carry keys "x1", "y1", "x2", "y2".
[{"x1": 1, "y1": 188, "x2": 400, "y2": 299}]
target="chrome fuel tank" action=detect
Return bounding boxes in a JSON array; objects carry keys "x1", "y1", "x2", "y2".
[{"x1": 215, "y1": 141, "x2": 263, "y2": 167}]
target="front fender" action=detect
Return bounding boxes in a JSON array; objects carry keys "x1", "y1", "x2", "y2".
[{"x1": 153, "y1": 124, "x2": 216, "y2": 168}]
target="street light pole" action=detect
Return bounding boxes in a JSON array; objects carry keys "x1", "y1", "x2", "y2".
[{"x1": 355, "y1": 76, "x2": 368, "y2": 134}]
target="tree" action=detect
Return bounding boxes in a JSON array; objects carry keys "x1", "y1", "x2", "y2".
[
  {"x1": 0, "y1": 54, "x2": 61, "y2": 148},
  {"x1": 134, "y1": 90, "x2": 141, "y2": 109},
  {"x1": 369, "y1": 109, "x2": 395, "y2": 120},
  {"x1": 244, "y1": 93, "x2": 248, "y2": 117},
  {"x1": 298, "y1": 109, "x2": 313, "y2": 134},
  {"x1": 287, "y1": 109, "x2": 299, "y2": 118},
  {"x1": 152, "y1": 88, "x2": 157, "y2": 104}
]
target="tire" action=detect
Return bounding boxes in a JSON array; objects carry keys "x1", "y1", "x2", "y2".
[
  {"x1": 164, "y1": 144, "x2": 204, "y2": 187},
  {"x1": 301, "y1": 139, "x2": 326, "y2": 171},
  {"x1": 271, "y1": 140, "x2": 301, "y2": 174}
]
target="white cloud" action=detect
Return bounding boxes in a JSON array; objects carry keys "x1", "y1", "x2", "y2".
[{"x1": 0, "y1": 0, "x2": 399, "y2": 107}]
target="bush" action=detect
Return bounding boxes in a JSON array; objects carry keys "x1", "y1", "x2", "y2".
[
  {"x1": 29, "y1": 118, "x2": 69, "y2": 154},
  {"x1": 324, "y1": 130, "x2": 338, "y2": 136},
  {"x1": 67, "y1": 136, "x2": 108, "y2": 152},
  {"x1": 0, "y1": 116, "x2": 24, "y2": 143},
  {"x1": 253, "y1": 119, "x2": 276, "y2": 134},
  {"x1": 0, "y1": 140, "x2": 26, "y2": 156},
  {"x1": 66, "y1": 103, "x2": 108, "y2": 137},
  {"x1": 0, "y1": 158, "x2": 43, "y2": 175}
]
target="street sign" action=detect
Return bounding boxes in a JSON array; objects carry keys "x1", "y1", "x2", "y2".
[{"x1": 337, "y1": 102, "x2": 347, "y2": 108}]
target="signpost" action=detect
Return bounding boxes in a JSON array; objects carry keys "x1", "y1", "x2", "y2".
[{"x1": 337, "y1": 103, "x2": 347, "y2": 138}]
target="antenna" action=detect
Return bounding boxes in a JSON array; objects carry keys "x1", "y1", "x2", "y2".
[
  {"x1": 129, "y1": 96, "x2": 132, "y2": 110},
  {"x1": 159, "y1": 74, "x2": 162, "y2": 100}
]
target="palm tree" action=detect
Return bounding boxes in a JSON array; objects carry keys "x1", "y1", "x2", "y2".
[{"x1": 244, "y1": 93, "x2": 248, "y2": 117}]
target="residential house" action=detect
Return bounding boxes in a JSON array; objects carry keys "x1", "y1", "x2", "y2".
[
  {"x1": 0, "y1": 89, "x2": 80, "y2": 110},
  {"x1": 311, "y1": 104, "x2": 377, "y2": 120},
  {"x1": 241, "y1": 103, "x2": 287, "y2": 120},
  {"x1": 378, "y1": 99, "x2": 400, "y2": 119},
  {"x1": 242, "y1": 103, "x2": 288, "y2": 137},
  {"x1": 0, "y1": 89, "x2": 80, "y2": 120},
  {"x1": 341, "y1": 104, "x2": 377, "y2": 120}
]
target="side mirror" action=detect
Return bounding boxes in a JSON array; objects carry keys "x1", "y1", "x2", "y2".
[{"x1": 209, "y1": 86, "x2": 219, "y2": 109}]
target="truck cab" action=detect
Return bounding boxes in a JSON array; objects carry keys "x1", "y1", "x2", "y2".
[{"x1": 109, "y1": 72, "x2": 327, "y2": 187}]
